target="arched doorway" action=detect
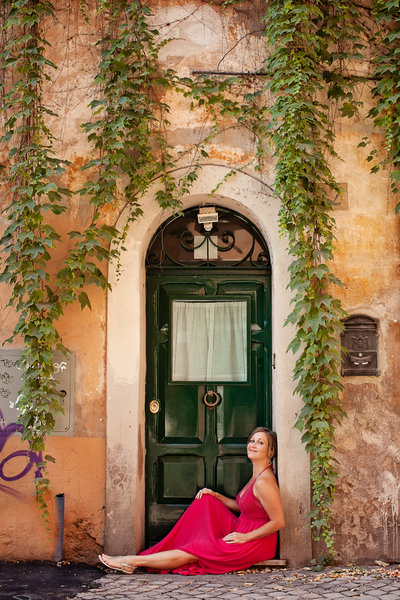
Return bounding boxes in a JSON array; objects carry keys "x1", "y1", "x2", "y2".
[
  {"x1": 145, "y1": 206, "x2": 273, "y2": 546},
  {"x1": 106, "y1": 172, "x2": 312, "y2": 566}
]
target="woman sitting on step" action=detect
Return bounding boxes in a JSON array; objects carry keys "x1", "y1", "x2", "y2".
[{"x1": 99, "y1": 426, "x2": 285, "y2": 575}]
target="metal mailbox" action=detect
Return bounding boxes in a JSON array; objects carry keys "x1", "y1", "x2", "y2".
[{"x1": 341, "y1": 315, "x2": 379, "y2": 376}]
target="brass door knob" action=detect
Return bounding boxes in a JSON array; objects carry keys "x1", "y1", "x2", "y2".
[{"x1": 149, "y1": 399, "x2": 160, "y2": 414}]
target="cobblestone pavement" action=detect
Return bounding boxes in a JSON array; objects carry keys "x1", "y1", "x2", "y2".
[{"x1": 73, "y1": 565, "x2": 400, "y2": 600}]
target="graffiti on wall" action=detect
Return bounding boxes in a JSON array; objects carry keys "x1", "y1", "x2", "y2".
[
  {"x1": 0, "y1": 409, "x2": 43, "y2": 499},
  {"x1": 0, "y1": 350, "x2": 75, "y2": 500}
]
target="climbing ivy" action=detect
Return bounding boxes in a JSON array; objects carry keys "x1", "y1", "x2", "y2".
[
  {"x1": 69, "y1": 0, "x2": 180, "y2": 299},
  {"x1": 73, "y1": 0, "x2": 228, "y2": 285},
  {"x1": 369, "y1": 0, "x2": 400, "y2": 209},
  {"x1": 261, "y1": 0, "x2": 366, "y2": 554},
  {"x1": 0, "y1": 0, "x2": 71, "y2": 531}
]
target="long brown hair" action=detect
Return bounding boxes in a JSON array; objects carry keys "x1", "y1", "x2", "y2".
[{"x1": 247, "y1": 427, "x2": 277, "y2": 460}]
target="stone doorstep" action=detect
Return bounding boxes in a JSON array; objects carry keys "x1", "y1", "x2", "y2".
[{"x1": 253, "y1": 559, "x2": 288, "y2": 567}]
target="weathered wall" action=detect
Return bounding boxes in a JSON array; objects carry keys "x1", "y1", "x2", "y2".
[
  {"x1": 0, "y1": 0, "x2": 399, "y2": 565},
  {"x1": 328, "y1": 120, "x2": 400, "y2": 563},
  {"x1": 0, "y1": 437, "x2": 105, "y2": 561},
  {"x1": 0, "y1": 1, "x2": 107, "y2": 562}
]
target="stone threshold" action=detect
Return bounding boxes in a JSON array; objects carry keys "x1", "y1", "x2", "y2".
[{"x1": 254, "y1": 559, "x2": 287, "y2": 567}]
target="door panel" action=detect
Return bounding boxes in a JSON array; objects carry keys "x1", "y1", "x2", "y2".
[
  {"x1": 146, "y1": 273, "x2": 271, "y2": 546},
  {"x1": 158, "y1": 455, "x2": 204, "y2": 501},
  {"x1": 216, "y1": 455, "x2": 252, "y2": 497},
  {"x1": 157, "y1": 337, "x2": 206, "y2": 444}
]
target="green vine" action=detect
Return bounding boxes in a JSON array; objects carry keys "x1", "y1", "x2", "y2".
[
  {"x1": 57, "y1": 0, "x2": 178, "y2": 304},
  {"x1": 0, "y1": 0, "x2": 70, "y2": 531},
  {"x1": 73, "y1": 0, "x2": 229, "y2": 285},
  {"x1": 261, "y1": 0, "x2": 366, "y2": 554},
  {"x1": 369, "y1": 0, "x2": 400, "y2": 209}
]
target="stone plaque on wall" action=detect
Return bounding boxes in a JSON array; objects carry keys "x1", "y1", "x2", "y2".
[{"x1": 0, "y1": 349, "x2": 75, "y2": 435}]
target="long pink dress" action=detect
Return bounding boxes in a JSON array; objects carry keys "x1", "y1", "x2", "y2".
[{"x1": 141, "y1": 469, "x2": 277, "y2": 575}]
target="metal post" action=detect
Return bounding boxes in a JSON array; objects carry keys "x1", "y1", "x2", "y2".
[{"x1": 54, "y1": 493, "x2": 65, "y2": 562}]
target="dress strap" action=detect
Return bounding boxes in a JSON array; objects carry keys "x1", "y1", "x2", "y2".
[{"x1": 253, "y1": 464, "x2": 272, "y2": 482}]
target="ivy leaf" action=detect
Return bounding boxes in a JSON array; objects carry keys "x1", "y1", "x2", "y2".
[
  {"x1": 78, "y1": 292, "x2": 92, "y2": 311},
  {"x1": 287, "y1": 337, "x2": 301, "y2": 354},
  {"x1": 391, "y1": 170, "x2": 400, "y2": 183}
]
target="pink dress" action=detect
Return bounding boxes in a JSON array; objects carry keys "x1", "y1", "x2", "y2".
[{"x1": 141, "y1": 468, "x2": 277, "y2": 575}]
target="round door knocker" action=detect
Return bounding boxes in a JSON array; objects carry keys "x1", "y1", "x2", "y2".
[
  {"x1": 202, "y1": 390, "x2": 222, "y2": 408},
  {"x1": 149, "y1": 399, "x2": 160, "y2": 414}
]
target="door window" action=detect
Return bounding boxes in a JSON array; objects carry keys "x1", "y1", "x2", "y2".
[{"x1": 171, "y1": 299, "x2": 248, "y2": 382}]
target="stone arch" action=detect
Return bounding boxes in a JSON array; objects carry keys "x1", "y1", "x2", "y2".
[{"x1": 105, "y1": 166, "x2": 312, "y2": 566}]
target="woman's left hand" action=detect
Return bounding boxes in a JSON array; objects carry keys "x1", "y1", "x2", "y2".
[{"x1": 223, "y1": 531, "x2": 249, "y2": 544}]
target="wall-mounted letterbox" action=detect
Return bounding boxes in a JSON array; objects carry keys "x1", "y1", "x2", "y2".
[
  {"x1": 341, "y1": 315, "x2": 379, "y2": 376},
  {"x1": 0, "y1": 349, "x2": 75, "y2": 435}
]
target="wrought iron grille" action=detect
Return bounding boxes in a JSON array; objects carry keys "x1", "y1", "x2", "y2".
[{"x1": 146, "y1": 206, "x2": 270, "y2": 269}]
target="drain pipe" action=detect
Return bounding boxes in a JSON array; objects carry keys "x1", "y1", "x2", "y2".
[{"x1": 54, "y1": 493, "x2": 65, "y2": 563}]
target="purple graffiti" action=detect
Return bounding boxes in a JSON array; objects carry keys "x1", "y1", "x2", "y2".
[{"x1": 0, "y1": 409, "x2": 43, "y2": 499}]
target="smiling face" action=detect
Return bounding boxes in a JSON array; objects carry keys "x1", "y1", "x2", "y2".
[{"x1": 247, "y1": 431, "x2": 270, "y2": 462}]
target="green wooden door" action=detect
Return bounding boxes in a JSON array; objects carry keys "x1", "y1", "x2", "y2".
[{"x1": 145, "y1": 272, "x2": 272, "y2": 546}]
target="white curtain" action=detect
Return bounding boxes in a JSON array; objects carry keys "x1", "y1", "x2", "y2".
[{"x1": 172, "y1": 300, "x2": 247, "y2": 382}]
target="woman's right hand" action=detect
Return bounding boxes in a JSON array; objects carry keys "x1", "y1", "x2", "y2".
[{"x1": 195, "y1": 488, "x2": 215, "y2": 499}]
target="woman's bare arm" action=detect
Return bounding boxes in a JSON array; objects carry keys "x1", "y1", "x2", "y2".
[{"x1": 195, "y1": 488, "x2": 239, "y2": 512}]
